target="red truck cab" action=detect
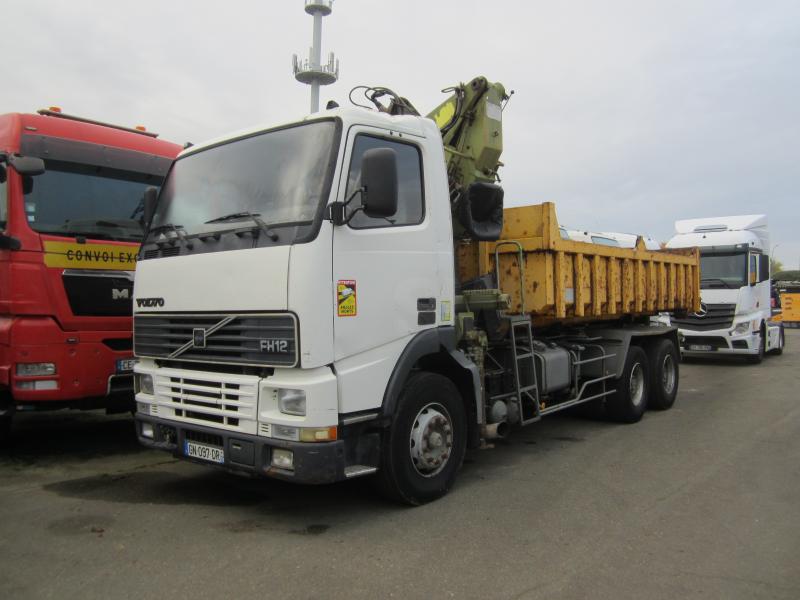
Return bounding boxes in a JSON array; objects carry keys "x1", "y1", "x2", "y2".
[{"x1": 0, "y1": 109, "x2": 181, "y2": 439}]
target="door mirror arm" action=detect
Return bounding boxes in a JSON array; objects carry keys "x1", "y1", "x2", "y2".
[{"x1": 326, "y1": 186, "x2": 364, "y2": 226}]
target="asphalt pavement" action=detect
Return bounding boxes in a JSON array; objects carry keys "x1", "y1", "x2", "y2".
[{"x1": 1, "y1": 331, "x2": 798, "y2": 599}]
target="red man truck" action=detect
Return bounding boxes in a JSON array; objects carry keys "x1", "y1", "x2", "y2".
[{"x1": 0, "y1": 108, "x2": 181, "y2": 441}]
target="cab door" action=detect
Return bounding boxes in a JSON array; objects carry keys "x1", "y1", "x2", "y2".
[{"x1": 331, "y1": 127, "x2": 441, "y2": 412}]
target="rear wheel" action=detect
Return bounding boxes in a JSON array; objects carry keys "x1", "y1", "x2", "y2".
[
  {"x1": 648, "y1": 338, "x2": 679, "y2": 411},
  {"x1": 375, "y1": 372, "x2": 467, "y2": 505},
  {"x1": 606, "y1": 345, "x2": 649, "y2": 423}
]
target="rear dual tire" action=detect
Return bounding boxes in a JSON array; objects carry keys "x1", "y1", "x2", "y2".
[
  {"x1": 606, "y1": 346, "x2": 649, "y2": 423},
  {"x1": 648, "y1": 339, "x2": 679, "y2": 411}
]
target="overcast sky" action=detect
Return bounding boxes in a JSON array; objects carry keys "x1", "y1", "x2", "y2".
[{"x1": 5, "y1": 0, "x2": 799, "y2": 267}]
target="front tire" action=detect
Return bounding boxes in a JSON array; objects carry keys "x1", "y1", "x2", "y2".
[
  {"x1": 648, "y1": 338, "x2": 679, "y2": 411},
  {"x1": 606, "y1": 345, "x2": 649, "y2": 423},
  {"x1": 747, "y1": 325, "x2": 765, "y2": 364},
  {"x1": 375, "y1": 372, "x2": 467, "y2": 505},
  {"x1": 771, "y1": 326, "x2": 785, "y2": 356}
]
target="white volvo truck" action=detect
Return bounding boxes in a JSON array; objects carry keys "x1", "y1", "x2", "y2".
[
  {"x1": 666, "y1": 214, "x2": 785, "y2": 361},
  {"x1": 133, "y1": 79, "x2": 696, "y2": 504}
]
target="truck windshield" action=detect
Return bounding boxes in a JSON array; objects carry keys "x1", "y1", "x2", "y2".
[
  {"x1": 24, "y1": 160, "x2": 164, "y2": 242},
  {"x1": 700, "y1": 252, "x2": 747, "y2": 288},
  {"x1": 150, "y1": 120, "x2": 338, "y2": 243}
]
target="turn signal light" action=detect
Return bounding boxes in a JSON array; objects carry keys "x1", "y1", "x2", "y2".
[{"x1": 49, "y1": 106, "x2": 62, "y2": 113}]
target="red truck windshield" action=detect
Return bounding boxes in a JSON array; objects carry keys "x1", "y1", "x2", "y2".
[{"x1": 23, "y1": 159, "x2": 164, "y2": 242}]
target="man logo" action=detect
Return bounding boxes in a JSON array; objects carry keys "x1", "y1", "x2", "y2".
[
  {"x1": 260, "y1": 339, "x2": 289, "y2": 353},
  {"x1": 112, "y1": 288, "x2": 130, "y2": 300}
]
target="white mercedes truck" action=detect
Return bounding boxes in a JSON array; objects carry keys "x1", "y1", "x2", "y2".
[{"x1": 666, "y1": 214, "x2": 785, "y2": 362}]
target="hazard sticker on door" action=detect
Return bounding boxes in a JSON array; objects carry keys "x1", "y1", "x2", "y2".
[{"x1": 337, "y1": 280, "x2": 357, "y2": 317}]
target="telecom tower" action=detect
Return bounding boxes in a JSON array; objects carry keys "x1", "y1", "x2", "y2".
[{"x1": 293, "y1": 0, "x2": 339, "y2": 114}]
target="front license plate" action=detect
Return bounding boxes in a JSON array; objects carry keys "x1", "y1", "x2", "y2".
[
  {"x1": 688, "y1": 344, "x2": 714, "y2": 351},
  {"x1": 116, "y1": 358, "x2": 136, "y2": 373},
  {"x1": 185, "y1": 440, "x2": 225, "y2": 464}
]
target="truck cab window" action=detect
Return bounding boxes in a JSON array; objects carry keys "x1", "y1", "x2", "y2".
[{"x1": 346, "y1": 134, "x2": 423, "y2": 229}]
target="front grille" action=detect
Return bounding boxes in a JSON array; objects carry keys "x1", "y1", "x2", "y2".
[
  {"x1": 185, "y1": 430, "x2": 224, "y2": 447},
  {"x1": 153, "y1": 367, "x2": 258, "y2": 434},
  {"x1": 672, "y1": 303, "x2": 736, "y2": 331},
  {"x1": 134, "y1": 313, "x2": 297, "y2": 367},
  {"x1": 142, "y1": 246, "x2": 181, "y2": 260},
  {"x1": 62, "y1": 271, "x2": 134, "y2": 317}
]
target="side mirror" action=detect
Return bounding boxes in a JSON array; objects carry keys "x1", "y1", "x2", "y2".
[
  {"x1": 8, "y1": 154, "x2": 45, "y2": 176},
  {"x1": 360, "y1": 148, "x2": 398, "y2": 218},
  {"x1": 142, "y1": 187, "x2": 158, "y2": 227}
]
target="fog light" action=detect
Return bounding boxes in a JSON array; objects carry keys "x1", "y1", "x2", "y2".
[
  {"x1": 16, "y1": 362, "x2": 56, "y2": 376},
  {"x1": 141, "y1": 422, "x2": 154, "y2": 439},
  {"x1": 271, "y1": 448, "x2": 294, "y2": 470},
  {"x1": 137, "y1": 373, "x2": 154, "y2": 395},
  {"x1": 278, "y1": 388, "x2": 306, "y2": 416},
  {"x1": 16, "y1": 380, "x2": 58, "y2": 390}
]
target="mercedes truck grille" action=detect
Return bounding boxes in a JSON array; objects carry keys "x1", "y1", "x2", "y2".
[
  {"x1": 671, "y1": 303, "x2": 736, "y2": 331},
  {"x1": 134, "y1": 313, "x2": 298, "y2": 367}
]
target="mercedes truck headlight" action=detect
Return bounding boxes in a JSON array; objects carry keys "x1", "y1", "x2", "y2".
[
  {"x1": 16, "y1": 363, "x2": 56, "y2": 376},
  {"x1": 732, "y1": 322, "x2": 751, "y2": 335},
  {"x1": 278, "y1": 388, "x2": 306, "y2": 416},
  {"x1": 136, "y1": 373, "x2": 154, "y2": 395}
]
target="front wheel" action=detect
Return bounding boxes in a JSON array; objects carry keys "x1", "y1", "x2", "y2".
[
  {"x1": 606, "y1": 345, "x2": 649, "y2": 423},
  {"x1": 747, "y1": 326, "x2": 766, "y2": 364},
  {"x1": 375, "y1": 372, "x2": 467, "y2": 505},
  {"x1": 771, "y1": 326, "x2": 785, "y2": 356},
  {"x1": 0, "y1": 393, "x2": 12, "y2": 447},
  {"x1": 648, "y1": 338, "x2": 680, "y2": 411}
]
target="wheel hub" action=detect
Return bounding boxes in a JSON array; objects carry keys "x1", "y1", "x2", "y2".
[
  {"x1": 661, "y1": 354, "x2": 676, "y2": 395},
  {"x1": 629, "y1": 363, "x2": 645, "y2": 407},
  {"x1": 409, "y1": 403, "x2": 453, "y2": 477}
]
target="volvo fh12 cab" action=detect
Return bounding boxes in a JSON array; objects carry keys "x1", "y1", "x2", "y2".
[
  {"x1": 133, "y1": 78, "x2": 699, "y2": 504},
  {"x1": 666, "y1": 214, "x2": 785, "y2": 361},
  {"x1": 0, "y1": 109, "x2": 182, "y2": 441}
]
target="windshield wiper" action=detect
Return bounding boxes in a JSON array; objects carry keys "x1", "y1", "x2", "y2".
[
  {"x1": 148, "y1": 223, "x2": 193, "y2": 249},
  {"x1": 701, "y1": 277, "x2": 732, "y2": 289},
  {"x1": 204, "y1": 212, "x2": 279, "y2": 241}
]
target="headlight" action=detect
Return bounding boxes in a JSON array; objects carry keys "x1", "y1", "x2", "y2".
[
  {"x1": 732, "y1": 322, "x2": 751, "y2": 335},
  {"x1": 16, "y1": 362, "x2": 56, "y2": 376},
  {"x1": 136, "y1": 373, "x2": 154, "y2": 395},
  {"x1": 278, "y1": 388, "x2": 306, "y2": 416}
]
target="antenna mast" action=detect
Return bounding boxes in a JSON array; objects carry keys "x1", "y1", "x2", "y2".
[{"x1": 293, "y1": 1, "x2": 339, "y2": 113}]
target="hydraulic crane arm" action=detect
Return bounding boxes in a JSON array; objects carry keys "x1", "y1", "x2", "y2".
[{"x1": 350, "y1": 76, "x2": 509, "y2": 240}]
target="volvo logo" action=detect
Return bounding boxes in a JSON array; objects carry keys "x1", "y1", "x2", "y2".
[
  {"x1": 192, "y1": 328, "x2": 206, "y2": 348},
  {"x1": 112, "y1": 288, "x2": 130, "y2": 300},
  {"x1": 693, "y1": 303, "x2": 708, "y2": 318},
  {"x1": 137, "y1": 297, "x2": 165, "y2": 307}
]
